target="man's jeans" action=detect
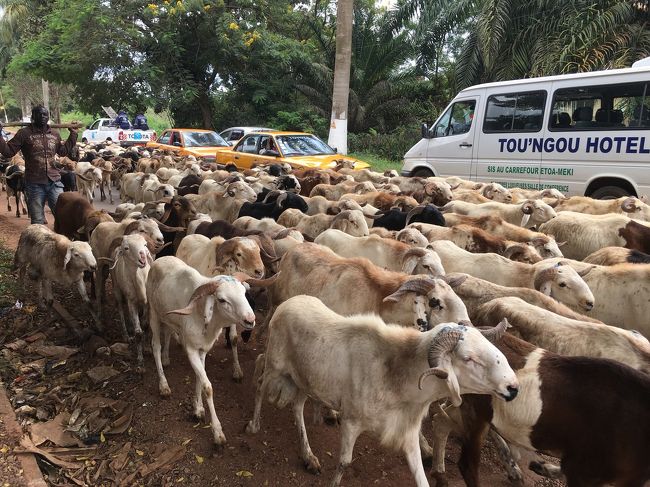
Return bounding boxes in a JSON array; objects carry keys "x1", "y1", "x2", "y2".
[{"x1": 24, "y1": 180, "x2": 64, "y2": 224}]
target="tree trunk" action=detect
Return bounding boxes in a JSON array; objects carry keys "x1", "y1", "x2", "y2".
[
  {"x1": 198, "y1": 91, "x2": 214, "y2": 129},
  {"x1": 327, "y1": 0, "x2": 353, "y2": 155},
  {"x1": 41, "y1": 79, "x2": 50, "y2": 112}
]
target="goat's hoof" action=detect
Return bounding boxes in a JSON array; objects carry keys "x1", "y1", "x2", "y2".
[
  {"x1": 323, "y1": 410, "x2": 340, "y2": 426},
  {"x1": 303, "y1": 456, "x2": 321, "y2": 474},
  {"x1": 159, "y1": 384, "x2": 171, "y2": 397},
  {"x1": 431, "y1": 472, "x2": 448, "y2": 487},
  {"x1": 213, "y1": 434, "x2": 227, "y2": 449},
  {"x1": 421, "y1": 454, "x2": 433, "y2": 471},
  {"x1": 15, "y1": 213, "x2": 20, "y2": 218},
  {"x1": 194, "y1": 409, "x2": 206, "y2": 422},
  {"x1": 135, "y1": 365, "x2": 145, "y2": 375},
  {"x1": 161, "y1": 357, "x2": 170, "y2": 367},
  {"x1": 232, "y1": 371, "x2": 243, "y2": 383},
  {"x1": 245, "y1": 421, "x2": 259, "y2": 434},
  {"x1": 21, "y1": 209, "x2": 26, "y2": 215}
]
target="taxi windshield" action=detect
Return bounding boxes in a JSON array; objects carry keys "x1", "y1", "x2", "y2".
[
  {"x1": 275, "y1": 135, "x2": 336, "y2": 156},
  {"x1": 183, "y1": 131, "x2": 228, "y2": 147}
]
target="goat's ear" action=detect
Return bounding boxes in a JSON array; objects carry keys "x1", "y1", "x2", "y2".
[
  {"x1": 227, "y1": 190, "x2": 235, "y2": 197},
  {"x1": 202, "y1": 295, "x2": 215, "y2": 326},
  {"x1": 520, "y1": 213, "x2": 531, "y2": 227},
  {"x1": 145, "y1": 249, "x2": 154, "y2": 265},
  {"x1": 444, "y1": 365, "x2": 462, "y2": 407},
  {"x1": 401, "y1": 255, "x2": 418, "y2": 274},
  {"x1": 538, "y1": 280, "x2": 552, "y2": 296},
  {"x1": 63, "y1": 247, "x2": 73, "y2": 270}
]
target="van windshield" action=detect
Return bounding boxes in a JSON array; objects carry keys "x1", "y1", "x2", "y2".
[{"x1": 434, "y1": 100, "x2": 476, "y2": 137}]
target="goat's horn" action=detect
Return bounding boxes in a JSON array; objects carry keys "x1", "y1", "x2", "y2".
[
  {"x1": 479, "y1": 318, "x2": 510, "y2": 343},
  {"x1": 405, "y1": 205, "x2": 426, "y2": 226},
  {"x1": 621, "y1": 197, "x2": 638, "y2": 213}
]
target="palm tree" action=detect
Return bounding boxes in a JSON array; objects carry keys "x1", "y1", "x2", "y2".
[
  {"x1": 298, "y1": 6, "x2": 416, "y2": 133},
  {"x1": 394, "y1": 0, "x2": 650, "y2": 89},
  {"x1": 328, "y1": 0, "x2": 353, "y2": 153}
]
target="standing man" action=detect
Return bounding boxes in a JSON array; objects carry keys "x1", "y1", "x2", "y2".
[{"x1": 0, "y1": 105, "x2": 78, "y2": 224}]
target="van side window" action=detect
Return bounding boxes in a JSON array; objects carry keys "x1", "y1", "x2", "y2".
[
  {"x1": 550, "y1": 82, "x2": 649, "y2": 130},
  {"x1": 483, "y1": 91, "x2": 546, "y2": 133},
  {"x1": 434, "y1": 100, "x2": 476, "y2": 137}
]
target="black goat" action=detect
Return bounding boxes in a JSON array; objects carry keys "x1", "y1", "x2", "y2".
[
  {"x1": 5, "y1": 165, "x2": 27, "y2": 217},
  {"x1": 239, "y1": 191, "x2": 308, "y2": 221},
  {"x1": 370, "y1": 204, "x2": 445, "y2": 231},
  {"x1": 255, "y1": 175, "x2": 301, "y2": 202},
  {"x1": 177, "y1": 174, "x2": 203, "y2": 196}
]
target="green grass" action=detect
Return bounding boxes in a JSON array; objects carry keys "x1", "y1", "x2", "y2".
[
  {"x1": 349, "y1": 152, "x2": 402, "y2": 173},
  {"x1": 0, "y1": 242, "x2": 17, "y2": 308}
]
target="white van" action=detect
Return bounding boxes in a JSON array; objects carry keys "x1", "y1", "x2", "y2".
[{"x1": 402, "y1": 65, "x2": 650, "y2": 198}]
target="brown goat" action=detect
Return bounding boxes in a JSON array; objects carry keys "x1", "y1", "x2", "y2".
[{"x1": 54, "y1": 192, "x2": 114, "y2": 241}]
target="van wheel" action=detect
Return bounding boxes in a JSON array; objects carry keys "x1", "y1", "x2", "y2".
[
  {"x1": 106, "y1": 137, "x2": 112, "y2": 142},
  {"x1": 413, "y1": 168, "x2": 434, "y2": 178},
  {"x1": 81, "y1": 137, "x2": 87, "y2": 143},
  {"x1": 590, "y1": 185, "x2": 631, "y2": 200}
]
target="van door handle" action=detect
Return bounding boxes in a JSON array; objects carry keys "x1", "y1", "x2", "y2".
[{"x1": 459, "y1": 143, "x2": 473, "y2": 148}]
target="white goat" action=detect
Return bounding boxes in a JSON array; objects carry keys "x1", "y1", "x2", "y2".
[
  {"x1": 146, "y1": 256, "x2": 274, "y2": 446},
  {"x1": 246, "y1": 295, "x2": 519, "y2": 487}
]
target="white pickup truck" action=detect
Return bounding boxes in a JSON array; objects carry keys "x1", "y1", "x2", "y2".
[{"x1": 81, "y1": 118, "x2": 156, "y2": 146}]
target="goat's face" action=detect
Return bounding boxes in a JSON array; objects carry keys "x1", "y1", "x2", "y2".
[
  {"x1": 156, "y1": 184, "x2": 175, "y2": 199},
  {"x1": 215, "y1": 238, "x2": 265, "y2": 278},
  {"x1": 226, "y1": 181, "x2": 257, "y2": 202},
  {"x1": 503, "y1": 243, "x2": 542, "y2": 264},
  {"x1": 330, "y1": 210, "x2": 369, "y2": 237},
  {"x1": 403, "y1": 249, "x2": 445, "y2": 277},
  {"x1": 137, "y1": 220, "x2": 165, "y2": 245},
  {"x1": 423, "y1": 278, "x2": 469, "y2": 327},
  {"x1": 534, "y1": 262, "x2": 594, "y2": 311},
  {"x1": 64, "y1": 241, "x2": 97, "y2": 272},
  {"x1": 117, "y1": 234, "x2": 152, "y2": 268},
  {"x1": 212, "y1": 277, "x2": 256, "y2": 329},
  {"x1": 530, "y1": 236, "x2": 564, "y2": 258},
  {"x1": 172, "y1": 196, "x2": 197, "y2": 225},
  {"x1": 396, "y1": 228, "x2": 428, "y2": 248},
  {"x1": 485, "y1": 183, "x2": 513, "y2": 203},
  {"x1": 521, "y1": 200, "x2": 557, "y2": 227},
  {"x1": 429, "y1": 323, "x2": 519, "y2": 405}
]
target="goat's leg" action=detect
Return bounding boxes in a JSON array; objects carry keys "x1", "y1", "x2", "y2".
[
  {"x1": 228, "y1": 326, "x2": 243, "y2": 382},
  {"x1": 192, "y1": 350, "x2": 207, "y2": 421},
  {"x1": 431, "y1": 407, "x2": 457, "y2": 487},
  {"x1": 293, "y1": 392, "x2": 320, "y2": 473},
  {"x1": 115, "y1": 296, "x2": 131, "y2": 342},
  {"x1": 161, "y1": 327, "x2": 172, "y2": 366},
  {"x1": 404, "y1": 429, "x2": 429, "y2": 487},
  {"x1": 330, "y1": 420, "x2": 362, "y2": 487},
  {"x1": 7, "y1": 192, "x2": 11, "y2": 213},
  {"x1": 107, "y1": 178, "x2": 113, "y2": 204},
  {"x1": 14, "y1": 193, "x2": 19, "y2": 217},
  {"x1": 186, "y1": 347, "x2": 226, "y2": 446},
  {"x1": 20, "y1": 193, "x2": 26, "y2": 215},
  {"x1": 488, "y1": 429, "x2": 524, "y2": 483},
  {"x1": 76, "y1": 278, "x2": 99, "y2": 323},
  {"x1": 100, "y1": 179, "x2": 106, "y2": 202},
  {"x1": 127, "y1": 301, "x2": 144, "y2": 370},
  {"x1": 150, "y1": 312, "x2": 171, "y2": 396},
  {"x1": 419, "y1": 429, "x2": 434, "y2": 470},
  {"x1": 245, "y1": 356, "x2": 269, "y2": 435}
]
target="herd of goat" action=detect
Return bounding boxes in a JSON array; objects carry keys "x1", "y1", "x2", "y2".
[{"x1": 4, "y1": 141, "x2": 650, "y2": 487}]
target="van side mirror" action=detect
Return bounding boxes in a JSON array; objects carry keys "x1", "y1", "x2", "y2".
[{"x1": 421, "y1": 123, "x2": 430, "y2": 139}]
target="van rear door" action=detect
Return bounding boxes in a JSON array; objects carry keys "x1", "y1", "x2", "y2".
[
  {"x1": 473, "y1": 90, "x2": 546, "y2": 190},
  {"x1": 426, "y1": 97, "x2": 478, "y2": 179}
]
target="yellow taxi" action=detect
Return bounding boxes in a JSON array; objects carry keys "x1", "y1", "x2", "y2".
[
  {"x1": 146, "y1": 128, "x2": 231, "y2": 162},
  {"x1": 216, "y1": 131, "x2": 370, "y2": 170}
]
